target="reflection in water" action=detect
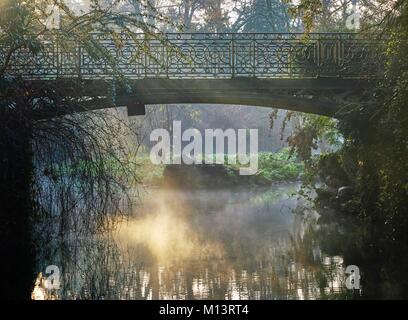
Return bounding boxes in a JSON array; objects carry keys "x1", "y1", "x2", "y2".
[
  {"x1": 31, "y1": 272, "x2": 59, "y2": 300},
  {"x1": 33, "y1": 184, "x2": 351, "y2": 300},
  {"x1": 31, "y1": 273, "x2": 47, "y2": 300}
]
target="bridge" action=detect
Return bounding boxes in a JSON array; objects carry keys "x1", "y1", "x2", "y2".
[{"x1": 2, "y1": 33, "x2": 383, "y2": 117}]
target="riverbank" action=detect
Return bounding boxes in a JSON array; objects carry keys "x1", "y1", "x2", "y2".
[{"x1": 134, "y1": 148, "x2": 304, "y2": 188}]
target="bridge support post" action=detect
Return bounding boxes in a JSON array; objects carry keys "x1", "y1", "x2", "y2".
[{"x1": 127, "y1": 102, "x2": 146, "y2": 116}]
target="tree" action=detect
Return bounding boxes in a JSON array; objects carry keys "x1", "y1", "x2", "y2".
[
  {"x1": 158, "y1": 0, "x2": 206, "y2": 31},
  {"x1": 201, "y1": 0, "x2": 229, "y2": 32},
  {"x1": 282, "y1": 0, "x2": 408, "y2": 296},
  {"x1": 231, "y1": 0, "x2": 292, "y2": 32},
  {"x1": 0, "y1": 0, "x2": 171, "y2": 299}
]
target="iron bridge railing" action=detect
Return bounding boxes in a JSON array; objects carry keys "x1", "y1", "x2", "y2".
[{"x1": 1, "y1": 33, "x2": 384, "y2": 80}]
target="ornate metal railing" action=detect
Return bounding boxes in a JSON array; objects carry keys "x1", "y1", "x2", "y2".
[{"x1": 1, "y1": 33, "x2": 384, "y2": 80}]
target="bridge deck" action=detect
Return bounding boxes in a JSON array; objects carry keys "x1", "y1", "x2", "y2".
[{"x1": 2, "y1": 33, "x2": 383, "y2": 80}]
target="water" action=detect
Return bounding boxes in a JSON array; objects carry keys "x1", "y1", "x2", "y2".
[{"x1": 33, "y1": 183, "x2": 351, "y2": 300}]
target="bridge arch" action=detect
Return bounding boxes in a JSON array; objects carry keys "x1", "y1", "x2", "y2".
[
  {"x1": 30, "y1": 78, "x2": 369, "y2": 119},
  {"x1": 121, "y1": 78, "x2": 368, "y2": 118}
]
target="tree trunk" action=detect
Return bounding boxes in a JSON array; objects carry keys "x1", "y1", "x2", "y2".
[{"x1": 0, "y1": 108, "x2": 35, "y2": 299}]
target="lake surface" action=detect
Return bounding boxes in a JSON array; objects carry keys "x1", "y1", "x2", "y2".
[{"x1": 32, "y1": 183, "x2": 351, "y2": 300}]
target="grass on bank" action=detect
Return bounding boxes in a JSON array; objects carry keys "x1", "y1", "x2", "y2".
[
  {"x1": 135, "y1": 148, "x2": 304, "y2": 186},
  {"x1": 47, "y1": 148, "x2": 303, "y2": 187}
]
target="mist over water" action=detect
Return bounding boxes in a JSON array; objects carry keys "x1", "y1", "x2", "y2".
[{"x1": 33, "y1": 182, "x2": 348, "y2": 300}]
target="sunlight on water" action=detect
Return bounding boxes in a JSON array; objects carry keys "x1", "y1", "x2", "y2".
[
  {"x1": 31, "y1": 272, "x2": 59, "y2": 300},
  {"x1": 31, "y1": 273, "x2": 46, "y2": 300},
  {"x1": 113, "y1": 190, "x2": 225, "y2": 262}
]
